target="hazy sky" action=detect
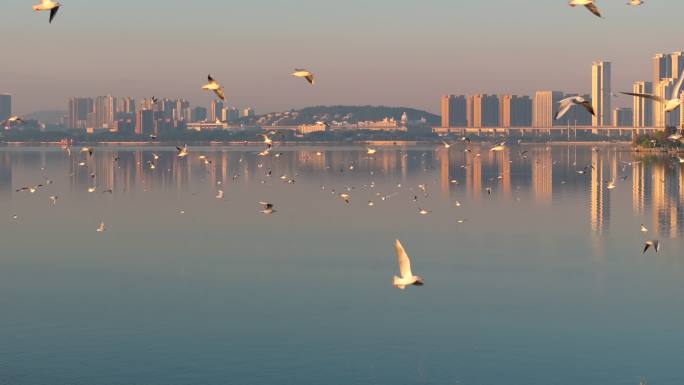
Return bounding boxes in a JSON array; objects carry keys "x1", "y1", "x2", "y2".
[{"x1": 1, "y1": 0, "x2": 683, "y2": 115}]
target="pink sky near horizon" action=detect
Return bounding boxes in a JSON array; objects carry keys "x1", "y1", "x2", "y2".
[{"x1": 1, "y1": 0, "x2": 682, "y2": 115}]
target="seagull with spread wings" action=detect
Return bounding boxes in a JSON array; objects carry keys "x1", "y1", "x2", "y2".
[
  {"x1": 622, "y1": 68, "x2": 684, "y2": 114},
  {"x1": 392, "y1": 239, "x2": 424, "y2": 290},
  {"x1": 292, "y1": 69, "x2": 315, "y2": 85},
  {"x1": 202, "y1": 75, "x2": 226, "y2": 101},
  {"x1": 555, "y1": 96, "x2": 596, "y2": 120},
  {"x1": 569, "y1": 0, "x2": 603, "y2": 18},
  {"x1": 32, "y1": 0, "x2": 61, "y2": 23}
]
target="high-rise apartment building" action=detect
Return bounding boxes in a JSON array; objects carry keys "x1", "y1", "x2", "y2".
[
  {"x1": 632, "y1": 81, "x2": 653, "y2": 128},
  {"x1": 68, "y1": 97, "x2": 94, "y2": 129},
  {"x1": 441, "y1": 95, "x2": 467, "y2": 127},
  {"x1": 94, "y1": 95, "x2": 116, "y2": 129},
  {"x1": 591, "y1": 61, "x2": 611, "y2": 127},
  {"x1": 533, "y1": 91, "x2": 563, "y2": 128},
  {"x1": 470, "y1": 94, "x2": 499, "y2": 128},
  {"x1": 135, "y1": 109, "x2": 154, "y2": 136},
  {"x1": 210, "y1": 100, "x2": 224, "y2": 122},
  {"x1": 500, "y1": 95, "x2": 532, "y2": 127},
  {"x1": 652, "y1": 52, "x2": 684, "y2": 128},
  {"x1": 243, "y1": 107, "x2": 255, "y2": 118},
  {"x1": 0, "y1": 94, "x2": 11, "y2": 122},
  {"x1": 192, "y1": 107, "x2": 207, "y2": 122},
  {"x1": 613, "y1": 108, "x2": 633, "y2": 127}
]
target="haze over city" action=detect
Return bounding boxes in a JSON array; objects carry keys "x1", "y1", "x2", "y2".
[{"x1": 2, "y1": 0, "x2": 684, "y2": 115}]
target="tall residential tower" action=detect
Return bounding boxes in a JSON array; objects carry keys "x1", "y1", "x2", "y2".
[{"x1": 591, "y1": 61, "x2": 611, "y2": 128}]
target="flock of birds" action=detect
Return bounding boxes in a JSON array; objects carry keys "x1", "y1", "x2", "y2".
[
  {"x1": 16, "y1": 0, "x2": 676, "y2": 291},
  {"x1": 569, "y1": 0, "x2": 644, "y2": 18}
]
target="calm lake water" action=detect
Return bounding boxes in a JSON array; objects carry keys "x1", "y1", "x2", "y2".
[{"x1": 1, "y1": 144, "x2": 683, "y2": 385}]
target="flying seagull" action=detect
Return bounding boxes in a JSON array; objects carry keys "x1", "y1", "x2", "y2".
[
  {"x1": 622, "y1": 68, "x2": 684, "y2": 114},
  {"x1": 202, "y1": 75, "x2": 226, "y2": 101},
  {"x1": 643, "y1": 240, "x2": 660, "y2": 253},
  {"x1": 32, "y1": 0, "x2": 61, "y2": 23},
  {"x1": 569, "y1": 0, "x2": 603, "y2": 18},
  {"x1": 2, "y1": 116, "x2": 26, "y2": 128},
  {"x1": 627, "y1": 0, "x2": 644, "y2": 5},
  {"x1": 292, "y1": 69, "x2": 315, "y2": 85},
  {"x1": 176, "y1": 145, "x2": 189, "y2": 158},
  {"x1": 640, "y1": 224, "x2": 648, "y2": 233},
  {"x1": 392, "y1": 239, "x2": 424, "y2": 290},
  {"x1": 555, "y1": 96, "x2": 596, "y2": 120},
  {"x1": 96, "y1": 221, "x2": 106, "y2": 233}
]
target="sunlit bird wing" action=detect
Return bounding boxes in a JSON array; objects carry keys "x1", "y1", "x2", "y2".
[
  {"x1": 395, "y1": 239, "x2": 413, "y2": 279},
  {"x1": 621, "y1": 92, "x2": 665, "y2": 104},
  {"x1": 585, "y1": 3, "x2": 603, "y2": 18},
  {"x1": 554, "y1": 97, "x2": 575, "y2": 120},
  {"x1": 49, "y1": 6, "x2": 59, "y2": 23},
  {"x1": 672, "y1": 68, "x2": 684, "y2": 100}
]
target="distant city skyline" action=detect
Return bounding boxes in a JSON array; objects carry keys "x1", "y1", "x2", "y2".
[{"x1": 2, "y1": 1, "x2": 684, "y2": 115}]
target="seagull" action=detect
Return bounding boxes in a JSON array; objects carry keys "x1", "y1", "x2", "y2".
[
  {"x1": 262, "y1": 134, "x2": 274, "y2": 148},
  {"x1": 643, "y1": 240, "x2": 660, "y2": 253},
  {"x1": 606, "y1": 180, "x2": 616, "y2": 190},
  {"x1": 176, "y1": 145, "x2": 189, "y2": 158},
  {"x1": 667, "y1": 133, "x2": 683, "y2": 141},
  {"x1": 32, "y1": 0, "x2": 61, "y2": 23},
  {"x1": 367, "y1": 147, "x2": 377, "y2": 155},
  {"x1": 2, "y1": 116, "x2": 25, "y2": 128},
  {"x1": 49, "y1": 195, "x2": 58, "y2": 205},
  {"x1": 418, "y1": 208, "x2": 431, "y2": 215},
  {"x1": 96, "y1": 221, "x2": 106, "y2": 233},
  {"x1": 555, "y1": 96, "x2": 596, "y2": 120},
  {"x1": 340, "y1": 193, "x2": 351, "y2": 204},
  {"x1": 201, "y1": 75, "x2": 226, "y2": 101},
  {"x1": 216, "y1": 190, "x2": 224, "y2": 199},
  {"x1": 569, "y1": 0, "x2": 603, "y2": 18},
  {"x1": 441, "y1": 140, "x2": 451, "y2": 149},
  {"x1": 640, "y1": 224, "x2": 648, "y2": 233},
  {"x1": 490, "y1": 144, "x2": 505, "y2": 152},
  {"x1": 627, "y1": 0, "x2": 644, "y2": 5},
  {"x1": 392, "y1": 239, "x2": 424, "y2": 290},
  {"x1": 622, "y1": 68, "x2": 684, "y2": 114},
  {"x1": 292, "y1": 69, "x2": 315, "y2": 85},
  {"x1": 259, "y1": 202, "x2": 276, "y2": 215},
  {"x1": 80, "y1": 147, "x2": 93, "y2": 157}
]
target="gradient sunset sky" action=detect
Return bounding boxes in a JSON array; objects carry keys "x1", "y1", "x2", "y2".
[{"x1": 1, "y1": 0, "x2": 683, "y2": 115}]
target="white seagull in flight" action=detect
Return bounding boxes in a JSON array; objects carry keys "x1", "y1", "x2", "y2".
[
  {"x1": 392, "y1": 239, "x2": 424, "y2": 290},
  {"x1": 622, "y1": 68, "x2": 684, "y2": 114},
  {"x1": 569, "y1": 0, "x2": 603, "y2": 18},
  {"x1": 202, "y1": 75, "x2": 226, "y2": 101},
  {"x1": 32, "y1": 0, "x2": 61, "y2": 23},
  {"x1": 555, "y1": 96, "x2": 596, "y2": 120},
  {"x1": 292, "y1": 69, "x2": 315, "y2": 85}
]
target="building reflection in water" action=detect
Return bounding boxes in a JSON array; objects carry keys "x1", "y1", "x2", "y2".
[
  {"x1": 1, "y1": 145, "x2": 684, "y2": 238},
  {"x1": 590, "y1": 150, "x2": 610, "y2": 235}
]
